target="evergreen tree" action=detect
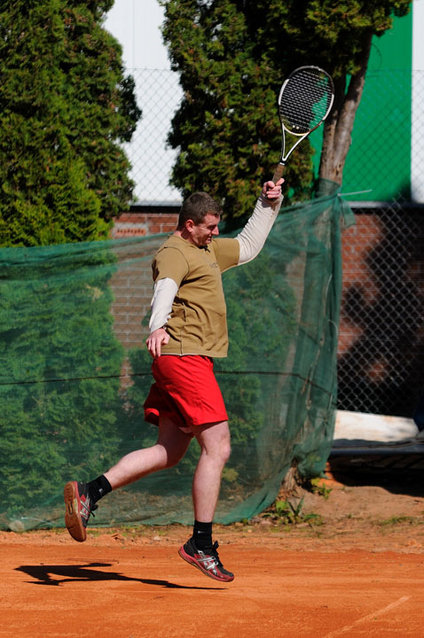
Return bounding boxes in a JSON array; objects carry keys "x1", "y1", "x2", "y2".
[
  {"x1": 161, "y1": 0, "x2": 410, "y2": 223},
  {"x1": 0, "y1": 242, "x2": 124, "y2": 516},
  {"x1": 0, "y1": 0, "x2": 141, "y2": 246},
  {"x1": 161, "y1": 0, "x2": 314, "y2": 228}
]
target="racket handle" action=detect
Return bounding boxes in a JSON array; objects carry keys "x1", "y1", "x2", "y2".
[{"x1": 272, "y1": 164, "x2": 285, "y2": 183}]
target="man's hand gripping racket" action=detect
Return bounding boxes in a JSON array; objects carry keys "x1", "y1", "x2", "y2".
[{"x1": 265, "y1": 65, "x2": 334, "y2": 198}]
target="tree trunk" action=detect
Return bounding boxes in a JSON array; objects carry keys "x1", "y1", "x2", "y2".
[{"x1": 319, "y1": 31, "x2": 373, "y2": 185}]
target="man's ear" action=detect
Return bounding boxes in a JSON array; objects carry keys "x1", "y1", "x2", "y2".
[{"x1": 185, "y1": 219, "x2": 195, "y2": 233}]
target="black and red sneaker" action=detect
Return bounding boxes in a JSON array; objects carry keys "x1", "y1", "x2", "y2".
[
  {"x1": 178, "y1": 538, "x2": 234, "y2": 582},
  {"x1": 64, "y1": 481, "x2": 97, "y2": 542}
]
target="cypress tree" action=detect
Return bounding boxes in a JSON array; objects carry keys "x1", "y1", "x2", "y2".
[
  {"x1": 0, "y1": 0, "x2": 141, "y2": 246},
  {"x1": 0, "y1": 1, "x2": 139, "y2": 525},
  {"x1": 0, "y1": 242, "x2": 124, "y2": 518}
]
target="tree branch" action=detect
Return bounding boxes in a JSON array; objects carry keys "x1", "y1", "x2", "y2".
[{"x1": 319, "y1": 31, "x2": 373, "y2": 184}]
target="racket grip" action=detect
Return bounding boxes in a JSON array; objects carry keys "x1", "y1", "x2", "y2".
[{"x1": 272, "y1": 164, "x2": 285, "y2": 183}]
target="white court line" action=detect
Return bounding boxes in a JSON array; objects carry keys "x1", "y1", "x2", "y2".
[{"x1": 322, "y1": 596, "x2": 410, "y2": 638}]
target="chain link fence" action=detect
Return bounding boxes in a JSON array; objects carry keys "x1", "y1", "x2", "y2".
[
  {"x1": 127, "y1": 68, "x2": 424, "y2": 206},
  {"x1": 126, "y1": 68, "x2": 182, "y2": 205},
  {"x1": 125, "y1": 68, "x2": 424, "y2": 419},
  {"x1": 338, "y1": 201, "x2": 424, "y2": 419}
]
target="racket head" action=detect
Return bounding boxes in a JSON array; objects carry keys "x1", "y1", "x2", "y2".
[{"x1": 277, "y1": 66, "x2": 334, "y2": 136}]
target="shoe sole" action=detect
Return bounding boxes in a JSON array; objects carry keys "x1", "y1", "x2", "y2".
[
  {"x1": 178, "y1": 545, "x2": 234, "y2": 582},
  {"x1": 64, "y1": 481, "x2": 86, "y2": 542}
]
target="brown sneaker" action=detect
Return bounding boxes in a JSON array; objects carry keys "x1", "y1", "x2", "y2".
[
  {"x1": 178, "y1": 538, "x2": 234, "y2": 582},
  {"x1": 64, "y1": 481, "x2": 97, "y2": 542}
]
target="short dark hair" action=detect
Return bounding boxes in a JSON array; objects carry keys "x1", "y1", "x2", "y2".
[{"x1": 177, "y1": 192, "x2": 222, "y2": 229}]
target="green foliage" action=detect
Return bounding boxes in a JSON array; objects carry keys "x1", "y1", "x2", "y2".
[
  {"x1": 274, "y1": 498, "x2": 305, "y2": 524},
  {"x1": 216, "y1": 251, "x2": 297, "y2": 482},
  {"x1": 160, "y1": 0, "x2": 410, "y2": 224},
  {"x1": 264, "y1": 497, "x2": 324, "y2": 526},
  {"x1": 310, "y1": 477, "x2": 333, "y2": 499},
  {"x1": 247, "y1": 0, "x2": 410, "y2": 78},
  {"x1": 0, "y1": 242, "x2": 124, "y2": 513},
  {"x1": 119, "y1": 346, "x2": 156, "y2": 445},
  {"x1": 0, "y1": 0, "x2": 141, "y2": 246},
  {"x1": 161, "y1": 0, "x2": 314, "y2": 227},
  {"x1": 378, "y1": 516, "x2": 420, "y2": 527}
]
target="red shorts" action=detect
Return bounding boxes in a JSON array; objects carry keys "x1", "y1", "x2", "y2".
[{"x1": 143, "y1": 355, "x2": 228, "y2": 432}]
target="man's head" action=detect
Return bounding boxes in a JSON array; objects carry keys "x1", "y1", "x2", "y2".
[{"x1": 177, "y1": 192, "x2": 222, "y2": 247}]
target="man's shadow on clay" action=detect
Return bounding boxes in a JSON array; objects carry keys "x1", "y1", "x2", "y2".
[{"x1": 16, "y1": 562, "x2": 223, "y2": 590}]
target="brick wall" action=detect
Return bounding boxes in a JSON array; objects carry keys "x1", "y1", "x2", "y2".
[
  {"x1": 112, "y1": 212, "x2": 178, "y2": 239},
  {"x1": 109, "y1": 211, "x2": 179, "y2": 354},
  {"x1": 338, "y1": 215, "x2": 384, "y2": 356},
  {"x1": 337, "y1": 208, "x2": 424, "y2": 416}
]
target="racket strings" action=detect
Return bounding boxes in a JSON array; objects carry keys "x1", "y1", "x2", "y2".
[{"x1": 279, "y1": 69, "x2": 333, "y2": 134}]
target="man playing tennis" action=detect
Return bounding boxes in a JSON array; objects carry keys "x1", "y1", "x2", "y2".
[{"x1": 64, "y1": 178, "x2": 283, "y2": 582}]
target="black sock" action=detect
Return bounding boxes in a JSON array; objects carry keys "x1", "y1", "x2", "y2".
[
  {"x1": 87, "y1": 475, "x2": 112, "y2": 504},
  {"x1": 192, "y1": 520, "x2": 213, "y2": 550}
]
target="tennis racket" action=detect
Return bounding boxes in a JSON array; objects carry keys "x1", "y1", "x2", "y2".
[{"x1": 272, "y1": 66, "x2": 334, "y2": 183}]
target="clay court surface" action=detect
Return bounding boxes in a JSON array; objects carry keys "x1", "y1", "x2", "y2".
[{"x1": 2, "y1": 473, "x2": 424, "y2": 637}]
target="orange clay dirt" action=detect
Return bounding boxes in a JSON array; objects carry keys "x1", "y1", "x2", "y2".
[{"x1": 2, "y1": 464, "x2": 424, "y2": 638}]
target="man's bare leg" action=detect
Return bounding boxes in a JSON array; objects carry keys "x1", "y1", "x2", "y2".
[
  {"x1": 104, "y1": 417, "x2": 193, "y2": 489},
  {"x1": 191, "y1": 420, "x2": 231, "y2": 521},
  {"x1": 64, "y1": 418, "x2": 191, "y2": 541},
  {"x1": 178, "y1": 420, "x2": 234, "y2": 582}
]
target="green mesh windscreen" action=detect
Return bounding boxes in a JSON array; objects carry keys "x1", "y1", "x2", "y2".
[{"x1": 0, "y1": 181, "x2": 354, "y2": 531}]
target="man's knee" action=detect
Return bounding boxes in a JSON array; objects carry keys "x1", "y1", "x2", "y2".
[
  {"x1": 195, "y1": 420, "x2": 231, "y2": 464},
  {"x1": 206, "y1": 437, "x2": 231, "y2": 466},
  {"x1": 220, "y1": 440, "x2": 231, "y2": 465}
]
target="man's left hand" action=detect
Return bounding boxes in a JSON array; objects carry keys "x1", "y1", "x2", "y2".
[{"x1": 146, "y1": 327, "x2": 169, "y2": 358}]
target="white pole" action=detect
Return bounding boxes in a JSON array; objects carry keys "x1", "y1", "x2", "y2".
[{"x1": 412, "y1": 0, "x2": 424, "y2": 202}]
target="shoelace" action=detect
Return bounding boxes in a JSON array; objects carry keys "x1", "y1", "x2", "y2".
[
  {"x1": 210, "y1": 541, "x2": 223, "y2": 566},
  {"x1": 81, "y1": 499, "x2": 98, "y2": 526}
]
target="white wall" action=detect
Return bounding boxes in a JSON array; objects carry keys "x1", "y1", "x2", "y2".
[
  {"x1": 104, "y1": 0, "x2": 170, "y2": 69},
  {"x1": 105, "y1": 0, "x2": 182, "y2": 204},
  {"x1": 412, "y1": 0, "x2": 424, "y2": 202}
]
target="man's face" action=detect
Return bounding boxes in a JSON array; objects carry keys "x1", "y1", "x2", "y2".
[{"x1": 186, "y1": 213, "x2": 220, "y2": 247}]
